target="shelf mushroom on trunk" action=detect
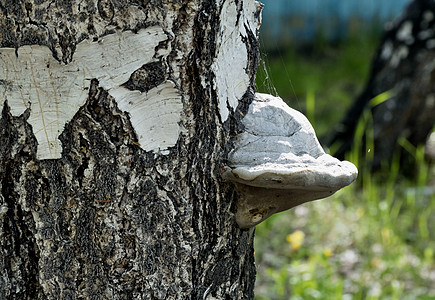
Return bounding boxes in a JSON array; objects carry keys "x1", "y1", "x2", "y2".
[{"x1": 223, "y1": 93, "x2": 358, "y2": 228}]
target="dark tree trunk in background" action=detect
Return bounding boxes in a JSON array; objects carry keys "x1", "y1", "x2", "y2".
[
  {"x1": 0, "y1": 1, "x2": 262, "y2": 298},
  {"x1": 327, "y1": 0, "x2": 435, "y2": 170}
]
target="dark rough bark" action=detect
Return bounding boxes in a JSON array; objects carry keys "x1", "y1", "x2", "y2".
[
  {"x1": 327, "y1": 0, "x2": 435, "y2": 170},
  {"x1": 0, "y1": 1, "x2": 260, "y2": 299}
]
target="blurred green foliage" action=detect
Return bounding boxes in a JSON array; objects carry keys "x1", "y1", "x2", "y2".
[
  {"x1": 254, "y1": 34, "x2": 435, "y2": 299},
  {"x1": 256, "y1": 33, "x2": 380, "y2": 137}
]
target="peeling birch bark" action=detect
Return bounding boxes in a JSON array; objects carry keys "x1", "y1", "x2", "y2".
[
  {"x1": 0, "y1": 1, "x2": 261, "y2": 299},
  {"x1": 212, "y1": 0, "x2": 260, "y2": 122},
  {"x1": 0, "y1": 27, "x2": 182, "y2": 159}
]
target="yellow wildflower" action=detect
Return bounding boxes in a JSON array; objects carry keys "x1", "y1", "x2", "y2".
[
  {"x1": 323, "y1": 247, "x2": 333, "y2": 258},
  {"x1": 286, "y1": 230, "x2": 305, "y2": 250}
]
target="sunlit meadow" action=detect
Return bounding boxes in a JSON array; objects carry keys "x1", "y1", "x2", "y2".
[{"x1": 254, "y1": 33, "x2": 435, "y2": 299}]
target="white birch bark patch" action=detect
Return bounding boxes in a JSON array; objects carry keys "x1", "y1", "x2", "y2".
[
  {"x1": 212, "y1": 0, "x2": 261, "y2": 122},
  {"x1": 0, "y1": 26, "x2": 183, "y2": 159},
  {"x1": 113, "y1": 81, "x2": 183, "y2": 154}
]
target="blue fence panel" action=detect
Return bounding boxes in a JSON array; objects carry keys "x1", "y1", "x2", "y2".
[{"x1": 259, "y1": 0, "x2": 411, "y2": 46}]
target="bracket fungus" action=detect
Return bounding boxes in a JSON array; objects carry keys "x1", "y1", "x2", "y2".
[{"x1": 223, "y1": 93, "x2": 358, "y2": 228}]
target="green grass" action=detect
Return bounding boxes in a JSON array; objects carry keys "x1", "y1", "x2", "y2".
[
  {"x1": 253, "y1": 35, "x2": 435, "y2": 299},
  {"x1": 256, "y1": 33, "x2": 380, "y2": 137}
]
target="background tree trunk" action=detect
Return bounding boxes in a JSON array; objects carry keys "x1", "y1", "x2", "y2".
[
  {"x1": 327, "y1": 0, "x2": 435, "y2": 170},
  {"x1": 0, "y1": 1, "x2": 262, "y2": 298}
]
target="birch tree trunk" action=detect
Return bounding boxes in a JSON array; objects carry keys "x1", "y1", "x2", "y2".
[
  {"x1": 327, "y1": 0, "x2": 435, "y2": 170},
  {"x1": 0, "y1": 1, "x2": 262, "y2": 299}
]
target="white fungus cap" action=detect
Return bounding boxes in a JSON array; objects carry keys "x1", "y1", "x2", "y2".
[{"x1": 223, "y1": 93, "x2": 358, "y2": 228}]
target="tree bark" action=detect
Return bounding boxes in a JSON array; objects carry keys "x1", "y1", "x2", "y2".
[
  {"x1": 0, "y1": 1, "x2": 262, "y2": 299},
  {"x1": 327, "y1": 0, "x2": 435, "y2": 170}
]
